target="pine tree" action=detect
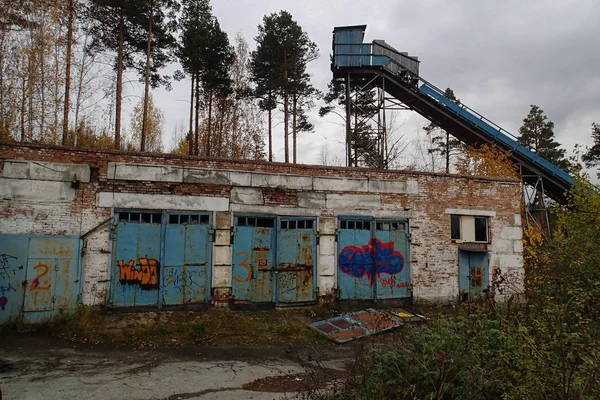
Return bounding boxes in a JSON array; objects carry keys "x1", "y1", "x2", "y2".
[
  {"x1": 582, "y1": 123, "x2": 600, "y2": 172},
  {"x1": 424, "y1": 88, "x2": 464, "y2": 173},
  {"x1": 518, "y1": 105, "x2": 566, "y2": 167},
  {"x1": 137, "y1": 0, "x2": 179, "y2": 151},
  {"x1": 197, "y1": 18, "x2": 233, "y2": 156},
  {"x1": 87, "y1": 0, "x2": 148, "y2": 148},
  {"x1": 251, "y1": 11, "x2": 318, "y2": 163},
  {"x1": 178, "y1": 0, "x2": 211, "y2": 155}
]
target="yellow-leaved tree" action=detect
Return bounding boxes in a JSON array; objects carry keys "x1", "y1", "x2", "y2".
[
  {"x1": 455, "y1": 143, "x2": 519, "y2": 178},
  {"x1": 126, "y1": 94, "x2": 164, "y2": 153}
]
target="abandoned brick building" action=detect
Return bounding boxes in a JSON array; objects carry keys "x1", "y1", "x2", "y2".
[{"x1": 0, "y1": 142, "x2": 524, "y2": 323}]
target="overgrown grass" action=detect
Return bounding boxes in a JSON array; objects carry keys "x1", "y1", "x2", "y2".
[{"x1": 25, "y1": 304, "x2": 334, "y2": 347}]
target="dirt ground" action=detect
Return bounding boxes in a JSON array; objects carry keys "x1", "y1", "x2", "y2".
[
  {"x1": 0, "y1": 306, "x2": 427, "y2": 399},
  {"x1": 0, "y1": 327, "x2": 364, "y2": 399}
]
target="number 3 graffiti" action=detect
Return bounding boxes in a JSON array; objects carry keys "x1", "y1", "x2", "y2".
[{"x1": 233, "y1": 252, "x2": 251, "y2": 283}]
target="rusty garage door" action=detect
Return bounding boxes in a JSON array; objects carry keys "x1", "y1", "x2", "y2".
[
  {"x1": 232, "y1": 215, "x2": 276, "y2": 304},
  {"x1": 163, "y1": 212, "x2": 212, "y2": 306},
  {"x1": 338, "y1": 217, "x2": 410, "y2": 301},
  {"x1": 232, "y1": 215, "x2": 317, "y2": 306},
  {"x1": 277, "y1": 218, "x2": 317, "y2": 305},
  {"x1": 112, "y1": 211, "x2": 162, "y2": 308},
  {"x1": 0, "y1": 235, "x2": 81, "y2": 324},
  {"x1": 459, "y1": 250, "x2": 488, "y2": 301},
  {"x1": 111, "y1": 210, "x2": 213, "y2": 309}
]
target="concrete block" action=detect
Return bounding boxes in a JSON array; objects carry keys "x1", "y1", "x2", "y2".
[
  {"x1": 228, "y1": 171, "x2": 252, "y2": 186},
  {"x1": 444, "y1": 208, "x2": 496, "y2": 217},
  {"x1": 230, "y1": 203, "x2": 319, "y2": 216},
  {"x1": 513, "y1": 240, "x2": 523, "y2": 253},
  {"x1": 215, "y1": 212, "x2": 232, "y2": 229},
  {"x1": 298, "y1": 192, "x2": 326, "y2": 209},
  {"x1": 326, "y1": 194, "x2": 380, "y2": 210},
  {"x1": 250, "y1": 173, "x2": 312, "y2": 190},
  {"x1": 183, "y1": 169, "x2": 232, "y2": 185},
  {"x1": 368, "y1": 179, "x2": 418, "y2": 194},
  {"x1": 313, "y1": 177, "x2": 368, "y2": 192},
  {"x1": 318, "y1": 275, "x2": 336, "y2": 294},
  {"x1": 318, "y1": 254, "x2": 336, "y2": 276},
  {"x1": 492, "y1": 239, "x2": 513, "y2": 254},
  {"x1": 98, "y1": 192, "x2": 229, "y2": 211},
  {"x1": 215, "y1": 230, "x2": 230, "y2": 246},
  {"x1": 212, "y1": 266, "x2": 231, "y2": 287},
  {"x1": 318, "y1": 217, "x2": 337, "y2": 235},
  {"x1": 281, "y1": 174, "x2": 313, "y2": 190},
  {"x1": 0, "y1": 178, "x2": 76, "y2": 201},
  {"x1": 514, "y1": 213, "x2": 522, "y2": 226},
  {"x1": 500, "y1": 226, "x2": 523, "y2": 240},
  {"x1": 214, "y1": 246, "x2": 232, "y2": 266},
  {"x1": 230, "y1": 187, "x2": 264, "y2": 205},
  {"x1": 3, "y1": 160, "x2": 91, "y2": 182},
  {"x1": 319, "y1": 235, "x2": 336, "y2": 257},
  {"x1": 498, "y1": 254, "x2": 523, "y2": 269},
  {"x1": 107, "y1": 163, "x2": 183, "y2": 182}
]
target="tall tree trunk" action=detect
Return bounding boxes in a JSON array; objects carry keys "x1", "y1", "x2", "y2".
[
  {"x1": 114, "y1": 10, "x2": 125, "y2": 149},
  {"x1": 21, "y1": 72, "x2": 26, "y2": 141},
  {"x1": 268, "y1": 91, "x2": 272, "y2": 162},
  {"x1": 206, "y1": 89, "x2": 213, "y2": 156},
  {"x1": 40, "y1": 30, "x2": 46, "y2": 142},
  {"x1": 194, "y1": 71, "x2": 200, "y2": 156},
  {"x1": 445, "y1": 131, "x2": 450, "y2": 173},
  {"x1": 292, "y1": 93, "x2": 297, "y2": 164},
  {"x1": 0, "y1": 30, "x2": 5, "y2": 133},
  {"x1": 188, "y1": 73, "x2": 194, "y2": 155},
  {"x1": 27, "y1": 50, "x2": 34, "y2": 141},
  {"x1": 283, "y1": 51, "x2": 289, "y2": 163},
  {"x1": 62, "y1": 0, "x2": 74, "y2": 145},
  {"x1": 217, "y1": 96, "x2": 227, "y2": 157},
  {"x1": 141, "y1": 0, "x2": 154, "y2": 152},
  {"x1": 74, "y1": 26, "x2": 91, "y2": 146}
]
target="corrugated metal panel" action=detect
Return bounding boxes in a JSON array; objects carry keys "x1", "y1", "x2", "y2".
[
  {"x1": 232, "y1": 216, "x2": 276, "y2": 304},
  {"x1": 337, "y1": 219, "x2": 411, "y2": 301},
  {"x1": 310, "y1": 309, "x2": 403, "y2": 343},
  {"x1": 459, "y1": 251, "x2": 489, "y2": 300},
  {"x1": 112, "y1": 212, "x2": 162, "y2": 307},
  {"x1": 276, "y1": 218, "x2": 317, "y2": 304},
  {"x1": 163, "y1": 213, "x2": 212, "y2": 306},
  {"x1": 0, "y1": 237, "x2": 29, "y2": 324},
  {"x1": 0, "y1": 235, "x2": 81, "y2": 324}
]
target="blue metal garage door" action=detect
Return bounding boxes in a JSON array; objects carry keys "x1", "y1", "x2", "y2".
[
  {"x1": 162, "y1": 212, "x2": 212, "y2": 306},
  {"x1": 338, "y1": 218, "x2": 410, "y2": 301},
  {"x1": 0, "y1": 235, "x2": 81, "y2": 324},
  {"x1": 112, "y1": 211, "x2": 162, "y2": 308},
  {"x1": 277, "y1": 217, "x2": 317, "y2": 305},
  {"x1": 459, "y1": 250, "x2": 489, "y2": 300},
  {"x1": 232, "y1": 215, "x2": 276, "y2": 304}
]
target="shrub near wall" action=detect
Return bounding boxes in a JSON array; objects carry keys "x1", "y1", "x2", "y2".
[{"x1": 332, "y1": 175, "x2": 600, "y2": 400}]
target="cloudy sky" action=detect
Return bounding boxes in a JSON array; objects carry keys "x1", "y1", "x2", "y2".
[{"x1": 144, "y1": 0, "x2": 600, "y2": 169}]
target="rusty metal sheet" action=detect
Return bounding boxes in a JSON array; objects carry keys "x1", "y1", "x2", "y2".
[{"x1": 309, "y1": 308, "x2": 403, "y2": 343}]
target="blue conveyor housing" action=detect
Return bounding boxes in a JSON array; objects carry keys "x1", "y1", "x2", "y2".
[{"x1": 418, "y1": 84, "x2": 573, "y2": 187}]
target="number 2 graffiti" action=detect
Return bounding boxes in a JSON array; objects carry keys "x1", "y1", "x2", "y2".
[{"x1": 30, "y1": 264, "x2": 51, "y2": 291}]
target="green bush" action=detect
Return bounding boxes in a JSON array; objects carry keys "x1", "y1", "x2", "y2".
[{"x1": 328, "y1": 174, "x2": 600, "y2": 400}]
